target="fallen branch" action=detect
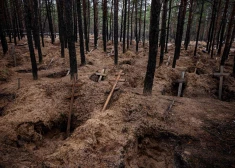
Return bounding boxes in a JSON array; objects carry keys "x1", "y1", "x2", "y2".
[{"x1": 46, "y1": 58, "x2": 54, "y2": 70}]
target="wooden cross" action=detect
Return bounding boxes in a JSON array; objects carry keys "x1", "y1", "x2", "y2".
[
  {"x1": 166, "y1": 56, "x2": 171, "y2": 66},
  {"x1": 96, "y1": 69, "x2": 107, "y2": 82},
  {"x1": 176, "y1": 71, "x2": 185, "y2": 97},
  {"x1": 213, "y1": 66, "x2": 229, "y2": 100}
]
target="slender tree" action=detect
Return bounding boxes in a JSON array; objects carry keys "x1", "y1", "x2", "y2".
[
  {"x1": 172, "y1": 0, "x2": 187, "y2": 68},
  {"x1": 93, "y1": 0, "x2": 98, "y2": 49},
  {"x1": 143, "y1": 0, "x2": 161, "y2": 95},
  {"x1": 120, "y1": 1, "x2": 124, "y2": 42},
  {"x1": 127, "y1": 0, "x2": 130, "y2": 49},
  {"x1": 143, "y1": 0, "x2": 147, "y2": 47},
  {"x1": 123, "y1": 0, "x2": 127, "y2": 53},
  {"x1": 221, "y1": 2, "x2": 235, "y2": 66},
  {"x1": 39, "y1": 0, "x2": 45, "y2": 47},
  {"x1": 135, "y1": 0, "x2": 138, "y2": 52},
  {"x1": 130, "y1": 1, "x2": 134, "y2": 45},
  {"x1": 77, "y1": 0, "x2": 86, "y2": 65},
  {"x1": 114, "y1": 0, "x2": 118, "y2": 64},
  {"x1": 0, "y1": 23, "x2": 8, "y2": 55},
  {"x1": 218, "y1": 0, "x2": 230, "y2": 55},
  {"x1": 103, "y1": 0, "x2": 107, "y2": 52},
  {"x1": 159, "y1": 0, "x2": 168, "y2": 65},
  {"x1": 83, "y1": 0, "x2": 89, "y2": 52},
  {"x1": 194, "y1": 0, "x2": 204, "y2": 56},
  {"x1": 65, "y1": 0, "x2": 78, "y2": 79},
  {"x1": 23, "y1": 0, "x2": 38, "y2": 80},
  {"x1": 165, "y1": 0, "x2": 172, "y2": 53},
  {"x1": 33, "y1": 0, "x2": 43, "y2": 63},
  {"x1": 73, "y1": 0, "x2": 78, "y2": 42},
  {"x1": 184, "y1": 0, "x2": 194, "y2": 50},
  {"x1": 45, "y1": 0, "x2": 55, "y2": 44}
]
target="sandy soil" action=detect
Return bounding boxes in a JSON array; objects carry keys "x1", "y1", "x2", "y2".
[{"x1": 0, "y1": 37, "x2": 235, "y2": 167}]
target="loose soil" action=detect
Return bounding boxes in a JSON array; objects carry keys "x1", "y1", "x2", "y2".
[{"x1": 0, "y1": 38, "x2": 235, "y2": 167}]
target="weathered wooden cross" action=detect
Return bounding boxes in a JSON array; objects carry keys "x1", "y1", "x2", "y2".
[
  {"x1": 213, "y1": 66, "x2": 229, "y2": 100},
  {"x1": 176, "y1": 71, "x2": 185, "y2": 97},
  {"x1": 96, "y1": 69, "x2": 107, "y2": 82},
  {"x1": 166, "y1": 56, "x2": 171, "y2": 66}
]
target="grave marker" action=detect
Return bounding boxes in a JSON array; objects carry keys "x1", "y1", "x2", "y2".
[
  {"x1": 176, "y1": 71, "x2": 185, "y2": 97},
  {"x1": 96, "y1": 69, "x2": 106, "y2": 82},
  {"x1": 213, "y1": 66, "x2": 229, "y2": 100}
]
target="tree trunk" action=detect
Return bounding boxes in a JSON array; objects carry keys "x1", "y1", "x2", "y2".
[
  {"x1": 172, "y1": 0, "x2": 187, "y2": 68},
  {"x1": 159, "y1": 0, "x2": 168, "y2": 65},
  {"x1": 165, "y1": 0, "x2": 172, "y2": 53},
  {"x1": 120, "y1": 2, "x2": 124, "y2": 42},
  {"x1": 123, "y1": 0, "x2": 127, "y2": 53},
  {"x1": 218, "y1": 0, "x2": 230, "y2": 55},
  {"x1": 221, "y1": 3, "x2": 235, "y2": 66},
  {"x1": 127, "y1": 0, "x2": 130, "y2": 49},
  {"x1": 184, "y1": 0, "x2": 194, "y2": 50},
  {"x1": 194, "y1": 0, "x2": 204, "y2": 56},
  {"x1": 135, "y1": 0, "x2": 138, "y2": 52},
  {"x1": 73, "y1": 0, "x2": 78, "y2": 42},
  {"x1": 143, "y1": 0, "x2": 146, "y2": 47},
  {"x1": 130, "y1": 1, "x2": 134, "y2": 45},
  {"x1": 83, "y1": 0, "x2": 89, "y2": 52},
  {"x1": 138, "y1": 0, "x2": 143, "y2": 43},
  {"x1": 56, "y1": 0, "x2": 65, "y2": 57},
  {"x1": 77, "y1": 0, "x2": 86, "y2": 65},
  {"x1": 65, "y1": 0, "x2": 78, "y2": 79},
  {"x1": 114, "y1": 0, "x2": 118, "y2": 65},
  {"x1": 23, "y1": 0, "x2": 38, "y2": 80},
  {"x1": 93, "y1": 0, "x2": 98, "y2": 49},
  {"x1": 39, "y1": 0, "x2": 45, "y2": 47},
  {"x1": 45, "y1": 0, "x2": 55, "y2": 44},
  {"x1": 33, "y1": 0, "x2": 43, "y2": 63},
  {"x1": 103, "y1": 0, "x2": 107, "y2": 52},
  {"x1": 143, "y1": 0, "x2": 161, "y2": 95},
  {"x1": 0, "y1": 23, "x2": 8, "y2": 55}
]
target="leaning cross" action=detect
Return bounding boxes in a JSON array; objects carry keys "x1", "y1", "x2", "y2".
[
  {"x1": 96, "y1": 69, "x2": 107, "y2": 82},
  {"x1": 166, "y1": 56, "x2": 171, "y2": 66},
  {"x1": 213, "y1": 66, "x2": 229, "y2": 100},
  {"x1": 176, "y1": 71, "x2": 185, "y2": 97}
]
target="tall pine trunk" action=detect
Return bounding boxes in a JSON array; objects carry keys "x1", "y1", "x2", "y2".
[
  {"x1": 65, "y1": 0, "x2": 78, "y2": 79},
  {"x1": 159, "y1": 0, "x2": 168, "y2": 65},
  {"x1": 184, "y1": 0, "x2": 194, "y2": 50},
  {"x1": 127, "y1": 0, "x2": 130, "y2": 49},
  {"x1": 143, "y1": 0, "x2": 146, "y2": 47},
  {"x1": 39, "y1": 0, "x2": 45, "y2": 47},
  {"x1": 172, "y1": 0, "x2": 187, "y2": 68},
  {"x1": 83, "y1": 0, "x2": 89, "y2": 52},
  {"x1": 194, "y1": 0, "x2": 204, "y2": 56},
  {"x1": 218, "y1": 0, "x2": 229, "y2": 55},
  {"x1": 114, "y1": 0, "x2": 118, "y2": 65},
  {"x1": 45, "y1": 0, "x2": 55, "y2": 44},
  {"x1": 221, "y1": 3, "x2": 235, "y2": 66},
  {"x1": 103, "y1": 0, "x2": 107, "y2": 52},
  {"x1": 143, "y1": 0, "x2": 161, "y2": 95},
  {"x1": 77, "y1": 0, "x2": 86, "y2": 65},
  {"x1": 165, "y1": 0, "x2": 172, "y2": 53},
  {"x1": 123, "y1": 0, "x2": 127, "y2": 53},
  {"x1": 93, "y1": 0, "x2": 98, "y2": 49},
  {"x1": 135, "y1": 0, "x2": 138, "y2": 52},
  {"x1": 23, "y1": 0, "x2": 38, "y2": 80}
]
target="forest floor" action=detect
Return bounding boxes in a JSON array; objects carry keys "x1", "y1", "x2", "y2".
[{"x1": 0, "y1": 37, "x2": 235, "y2": 168}]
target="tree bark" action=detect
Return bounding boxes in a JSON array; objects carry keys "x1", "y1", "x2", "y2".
[
  {"x1": 184, "y1": 0, "x2": 194, "y2": 50},
  {"x1": 143, "y1": 0, "x2": 147, "y2": 47},
  {"x1": 77, "y1": 0, "x2": 86, "y2": 65},
  {"x1": 83, "y1": 0, "x2": 89, "y2": 52},
  {"x1": 135, "y1": 0, "x2": 138, "y2": 52},
  {"x1": 23, "y1": 0, "x2": 38, "y2": 80},
  {"x1": 221, "y1": 3, "x2": 235, "y2": 66},
  {"x1": 218, "y1": 0, "x2": 230, "y2": 55},
  {"x1": 103, "y1": 0, "x2": 107, "y2": 52},
  {"x1": 143, "y1": 0, "x2": 161, "y2": 95},
  {"x1": 172, "y1": 0, "x2": 187, "y2": 68},
  {"x1": 0, "y1": 23, "x2": 8, "y2": 55},
  {"x1": 123, "y1": 0, "x2": 127, "y2": 53},
  {"x1": 93, "y1": 0, "x2": 98, "y2": 49},
  {"x1": 114, "y1": 0, "x2": 118, "y2": 65},
  {"x1": 159, "y1": 0, "x2": 168, "y2": 65},
  {"x1": 45, "y1": 0, "x2": 55, "y2": 44},
  {"x1": 73, "y1": 0, "x2": 78, "y2": 42},
  {"x1": 65, "y1": 0, "x2": 78, "y2": 79},
  {"x1": 165, "y1": 0, "x2": 172, "y2": 53},
  {"x1": 39, "y1": 0, "x2": 45, "y2": 47},
  {"x1": 127, "y1": 0, "x2": 130, "y2": 49},
  {"x1": 194, "y1": 0, "x2": 204, "y2": 57}
]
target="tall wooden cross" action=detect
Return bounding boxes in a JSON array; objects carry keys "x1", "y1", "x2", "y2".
[
  {"x1": 176, "y1": 71, "x2": 185, "y2": 97},
  {"x1": 213, "y1": 66, "x2": 229, "y2": 100}
]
